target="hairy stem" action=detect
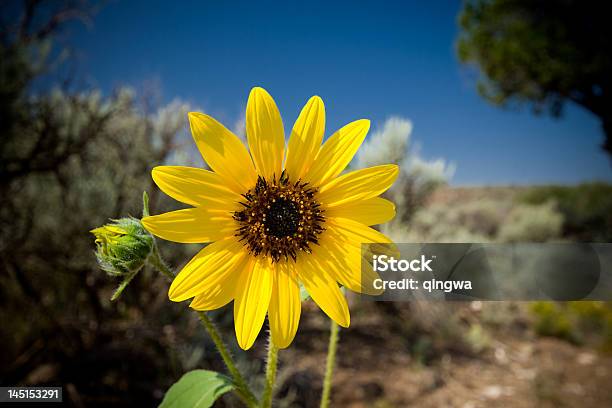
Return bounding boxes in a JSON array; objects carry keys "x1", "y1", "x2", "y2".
[
  {"x1": 146, "y1": 242, "x2": 258, "y2": 407},
  {"x1": 147, "y1": 243, "x2": 174, "y2": 281},
  {"x1": 320, "y1": 320, "x2": 339, "y2": 408},
  {"x1": 261, "y1": 334, "x2": 279, "y2": 408},
  {"x1": 198, "y1": 312, "x2": 259, "y2": 408}
]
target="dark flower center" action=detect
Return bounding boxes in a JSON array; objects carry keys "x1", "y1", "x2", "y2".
[
  {"x1": 264, "y1": 198, "x2": 300, "y2": 238},
  {"x1": 233, "y1": 171, "x2": 325, "y2": 262}
]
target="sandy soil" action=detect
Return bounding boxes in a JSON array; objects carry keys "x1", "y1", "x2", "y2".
[{"x1": 276, "y1": 303, "x2": 612, "y2": 408}]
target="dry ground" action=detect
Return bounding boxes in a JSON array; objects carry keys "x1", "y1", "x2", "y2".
[{"x1": 275, "y1": 301, "x2": 612, "y2": 408}]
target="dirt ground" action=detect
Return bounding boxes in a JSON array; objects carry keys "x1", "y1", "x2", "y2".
[{"x1": 276, "y1": 302, "x2": 612, "y2": 408}]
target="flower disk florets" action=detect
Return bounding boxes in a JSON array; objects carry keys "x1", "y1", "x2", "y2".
[{"x1": 233, "y1": 171, "x2": 325, "y2": 262}]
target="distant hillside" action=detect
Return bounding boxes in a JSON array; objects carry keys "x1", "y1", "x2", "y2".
[
  {"x1": 427, "y1": 186, "x2": 526, "y2": 207},
  {"x1": 424, "y1": 183, "x2": 612, "y2": 242}
]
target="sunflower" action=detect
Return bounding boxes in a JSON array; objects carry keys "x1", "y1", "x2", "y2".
[{"x1": 142, "y1": 87, "x2": 398, "y2": 350}]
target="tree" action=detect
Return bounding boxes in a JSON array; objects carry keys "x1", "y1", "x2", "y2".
[
  {"x1": 457, "y1": 0, "x2": 612, "y2": 157},
  {"x1": 0, "y1": 2, "x2": 205, "y2": 405}
]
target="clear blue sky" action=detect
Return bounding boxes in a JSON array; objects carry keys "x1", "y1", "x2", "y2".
[{"x1": 63, "y1": 0, "x2": 610, "y2": 185}]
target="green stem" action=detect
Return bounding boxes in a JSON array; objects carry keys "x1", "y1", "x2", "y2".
[
  {"x1": 260, "y1": 333, "x2": 279, "y2": 408},
  {"x1": 147, "y1": 243, "x2": 174, "y2": 281},
  {"x1": 320, "y1": 320, "x2": 339, "y2": 408},
  {"x1": 198, "y1": 312, "x2": 259, "y2": 408},
  {"x1": 146, "y1": 243, "x2": 258, "y2": 407}
]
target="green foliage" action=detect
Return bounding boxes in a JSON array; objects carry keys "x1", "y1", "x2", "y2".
[
  {"x1": 457, "y1": 0, "x2": 612, "y2": 154},
  {"x1": 568, "y1": 302, "x2": 612, "y2": 352},
  {"x1": 530, "y1": 302, "x2": 577, "y2": 343},
  {"x1": 159, "y1": 370, "x2": 234, "y2": 408},
  {"x1": 530, "y1": 301, "x2": 612, "y2": 349},
  {"x1": 464, "y1": 323, "x2": 491, "y2": 353},
  {"x1": 520, "y1": 183, "x2": 612, "y2": 241}
]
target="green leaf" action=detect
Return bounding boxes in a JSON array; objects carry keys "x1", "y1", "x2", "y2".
[
  {"x1": 300, "y1": 284, "x2": 310, "y2": 302},
  {"x1": 110, "y1": 267, "x2": 141, "y2": 301},
  {"x1": 142, "y1": 191, "x2": 150, "y2": 217},
  {"x1": 159, "y1": 370, "x2": 234, "y2": 408}
]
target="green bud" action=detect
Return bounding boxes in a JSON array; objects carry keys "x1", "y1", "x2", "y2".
[{"x1": 90, "y1": 217, "x2": 154, "y2": 277}]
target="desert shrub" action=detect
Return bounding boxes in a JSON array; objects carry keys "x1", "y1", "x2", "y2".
[
  {"x1": 530, "y1": 302, "x2": 577, "y2": 343},
  {"x1": 530, "y1": 301, "x2": 612, "y2": 349},
  {"x1": 496, "y1": 201, "x2": 564, "y2": 242},
  {"x1": 357, "y1": 117, "x2": 454, "y2": 227},
  {"x1": 568, "y1": 302, "x2": 612, "y2": 351},
  {"x1": 464, "y1": 323, "x2": 492, "y2": 353},
  {"x1": 394, "y1": 198, "x2": 509, "y2": 242},
  {"x1": 521, "y1": 183, "x2": 612, "y2": 241},
  {"x1": 0, "y1": 3, "x2": 225, "y2": 405},
  {"x1": 0, "y1": 84, "x2": 201, "y2": 403}
]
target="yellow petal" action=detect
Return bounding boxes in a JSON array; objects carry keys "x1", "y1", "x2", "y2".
[
  {"x1": 152, "y1": 166, "x2": 242, "y2": 208},
  {"x1": 246, "y1": 87, "x2": 285, "y2": 180},
  {"x1": 284, "y1": 96, "x2": 325, "y2": 180},
  {"x1": 326, "y1": 217, "x2": 394, "y2": 246},
  {"x1": 142, "y1": 208, "x2": 236, "y2": 244},
  {"x1": 234, "y1": 257, "x2": 274, "y2": 350},
  {"x1": 297, "y1": 253, "x2": 350, "y2": 327},
  {"x1": 188, "y1": 112, "x2": 257, "y2": 193},
  {"x1": 325, "y1": 197, "x2": 396, "y2": 226},
  {"x1": 268, "y1": 262, "x2": 301, "y2": 348},
  {"x1": 189, "y1": 266, "x2": 241, "y2": 311},
  {"x1": 317, "y1": 164, "x2": 399, "y2": 207},
  {"x1": 319, "y1": 218, "x2": 396, "y2": 295},
  {"x1": 304, "y1": 119, "x2": 370, "y2": 187},
  {"x1": 168, "y1": 239, "x2": 247, "y2": 302}
]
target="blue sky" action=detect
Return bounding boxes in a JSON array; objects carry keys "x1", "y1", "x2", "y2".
[{"x1": 63, "y1": 0, "x2": 610, "y2": 185}]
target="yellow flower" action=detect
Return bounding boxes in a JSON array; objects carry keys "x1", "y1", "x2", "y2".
[{"x1": 142, "y1": 87, "x2": 398, "y2": 350}]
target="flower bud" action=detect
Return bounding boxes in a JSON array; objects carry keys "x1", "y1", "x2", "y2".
[{"x1": 91, "y1": 217, "x2": 154, "y2": 276}]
